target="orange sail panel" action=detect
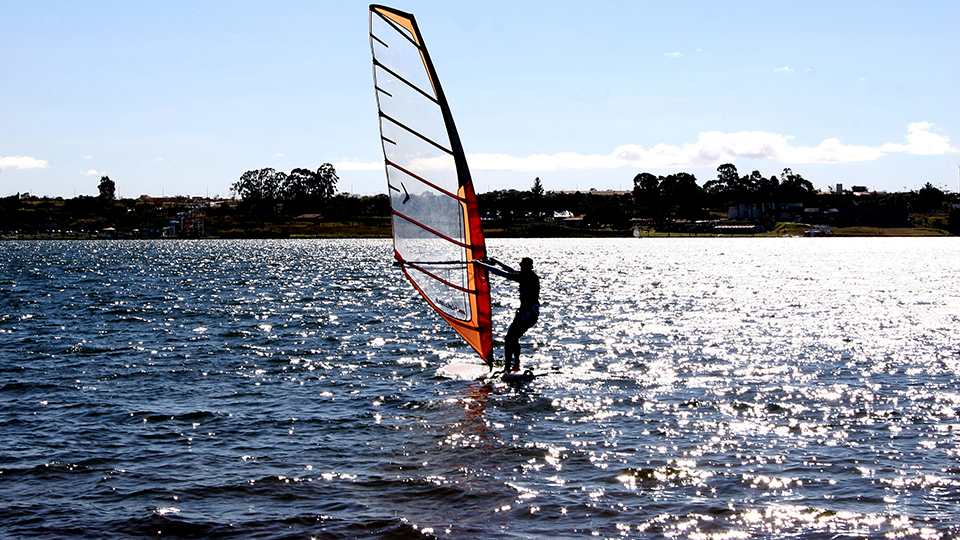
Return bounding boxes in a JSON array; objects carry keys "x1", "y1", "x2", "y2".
[{"x1": 369, "y1": 5, "x2": 493, "y2": 364}]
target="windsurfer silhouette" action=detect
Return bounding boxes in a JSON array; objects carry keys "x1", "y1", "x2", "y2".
[{"x1": 478, "y1": 257, "x2": 539, "y2": 372}]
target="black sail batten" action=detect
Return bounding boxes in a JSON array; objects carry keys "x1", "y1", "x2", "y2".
[{"x1": 370, "y1": 33, "x2": 389, "y2": 49}]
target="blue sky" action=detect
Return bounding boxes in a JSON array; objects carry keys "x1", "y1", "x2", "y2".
[{"x1": 2, "y1": 0, "x2": 958, "y2": 199}]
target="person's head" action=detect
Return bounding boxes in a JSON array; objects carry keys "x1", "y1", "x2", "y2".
[{"x1": 520, "y1": 257, "x2": 533, "y2": 271}]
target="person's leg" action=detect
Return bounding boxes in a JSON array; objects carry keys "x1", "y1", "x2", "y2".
[
  {"x1": 505, "y1": 308, "x2": 538, "y2": 372},
  {"x1": 505, "y1": 322, "x2": 521, "y2": 371}
]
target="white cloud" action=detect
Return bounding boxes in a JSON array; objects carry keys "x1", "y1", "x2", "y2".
[
  {"x1": 84, "y1": 169, "x2": 102, "y2": 176},
  {"x1": 880, "y1": 122, "x2": 956, "y2": 155},
  {"x1": 774, "y1": 66, "x2": 794, "y2": 73},
  {"x1": 273, "y1": 153, "x2": 285, "y2": 157},
  {"x1": 83, "y1": 155, "x2": 93, "y2": 160},
  {"x1": 459, "y1": 123, "x2": 956, "y2": 171},
  {"x1": 0, "y1": 155, "x2": 50, "y2": 169},
  {"x1": 341, "y1": 123, "x2": 957, "y2": 175},
  {"x1": 664, "y1": 52, "x2": 683, "y2": 58}
]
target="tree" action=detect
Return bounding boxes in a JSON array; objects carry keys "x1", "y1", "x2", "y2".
[
  {"x1": 632, "y1": 172, "x2": 661, "y2": 216},
  {"x1": 283, "y1": 164, "x2": 338, "y2": 213},
  {"x1": 703, "y1": 163, "x2": 740, "y2": 204},
  {"x1": 758, "y1": 174, "x2": 780, "y2": 201},
  {"x1": 911, "y1": 182, "x2": 947, "y2": 213},
  {"x1": 717, "y1": 163, "x2": 740, "y2": 191},
  {"x1": 531, "y1": 177, "x2": 544, "y2": 198},
  {"x1": 98, "y1": 175, "x2": 116, "y2": 200},
  {"x1": 284, "y1": 168, "x2": 314, "y2": 204},
  {"x1": 743, "y1": 170, "x2": 765, "y2": 199},
  {"x1": 529, "y1": 177, "x2": 548, "y2": 220},
  {"x1": 311, "y1": 163, "x2": 339, "y2": 201},
  {"x1": 232, "y1": 165, "x2": 339, "y2": 216},
  {"x1": 776, "y1": 168, "x2": 815, "y2": 201},
  {"x1": 232, "y1": 168, "x2": 283, "y2": 214},
  {"x1": 660, "y1": 172, "x2": 704, "y2": 219}
]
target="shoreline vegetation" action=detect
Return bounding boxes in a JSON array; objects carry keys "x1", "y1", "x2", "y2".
[
  {"x1": 0, "y1": 222, "x2": 954, "y2": 241},
  {"x1": 4, "y1": 164, "x2": 958, "y2": 240},
  {"x1": 3, "y1": 220, "x2": 953, "y2": 240}
]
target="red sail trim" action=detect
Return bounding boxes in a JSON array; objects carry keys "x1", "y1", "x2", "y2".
[
  {"x1": 462, "y1": 186, "x2": 487, "y2": 257},
  {"x1": 386, "y1": 160, "x2": 465, "y2": 202},
  {"x1": 459, "y1": 183, "x2": 493, "y2": 363},
  {"x1": 391, "y1": 209, "x2": 474, "y2": 250}
]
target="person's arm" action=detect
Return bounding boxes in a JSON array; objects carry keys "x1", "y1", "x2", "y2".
[
  {"x1": 476, "y1": 258, "x2": 508, "y2": 278},
  {"x1": 476, "y1": 257, "x2": 514, "y2": 278},
  {"x1": 492, "y1": 258, "x2": 517, "y2": 273}
]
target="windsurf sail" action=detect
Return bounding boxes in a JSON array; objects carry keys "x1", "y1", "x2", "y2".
[{"x1": 369, "y1": 5, "x2": 493, "y2": 364}]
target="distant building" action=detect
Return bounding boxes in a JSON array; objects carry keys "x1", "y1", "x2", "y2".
[
  {"x1": 728, "y1": 203, "x2": 774, "y2": 220},
  {"x1": 777, "y1": 203, "x2": 804, "y2": 221}
]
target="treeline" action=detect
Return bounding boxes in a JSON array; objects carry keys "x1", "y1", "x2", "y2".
[
  {"x1": 1, "y1": 164, "x2": 392, "y2": 237},
  {"x1": 2, "y1": 192, "x2": 202, "y2": 235},
  {"x1": 4, "y1": 162, "x2": 958, "y2": 237},
  {"x1": 229, "y1": 165, "x2": 391, "y2": 223},
  {"x1": 231, "y1": 165, "x2": 338, "y2": 215},
  {"x1": 479, "y1": 164, "x2": 822, "y2": 228},
  {"x1": 632, "y1": 165, "x2": 819, "y2": 222},
  {"x1": 481, "y1": 163, "x2": 956, "y2": 226}
]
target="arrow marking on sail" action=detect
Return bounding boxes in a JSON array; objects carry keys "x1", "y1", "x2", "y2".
[{"x1": 388, "y1": 181, "x2": 411, "y2": 204}]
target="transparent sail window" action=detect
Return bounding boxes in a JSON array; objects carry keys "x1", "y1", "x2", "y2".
[
  {"x1": 407, "y1": 264, "x2": 471, "y2": 321},
  {"x1": 380, "y1": 116, "x2": 458, "y2": 194}
]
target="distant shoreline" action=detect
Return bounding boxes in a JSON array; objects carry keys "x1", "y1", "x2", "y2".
[{"x1": 4, "y1": 225, "x2": 953, "y2": 240}]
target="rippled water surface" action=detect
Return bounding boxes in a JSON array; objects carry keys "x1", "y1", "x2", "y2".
[{"x1": 2, "y1": 238, "x2": 959, "y2": 539}]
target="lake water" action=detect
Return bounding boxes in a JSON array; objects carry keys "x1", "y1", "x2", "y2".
[{"x1": 1, "y1": 238, "x2": 959, "y2": 539}]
